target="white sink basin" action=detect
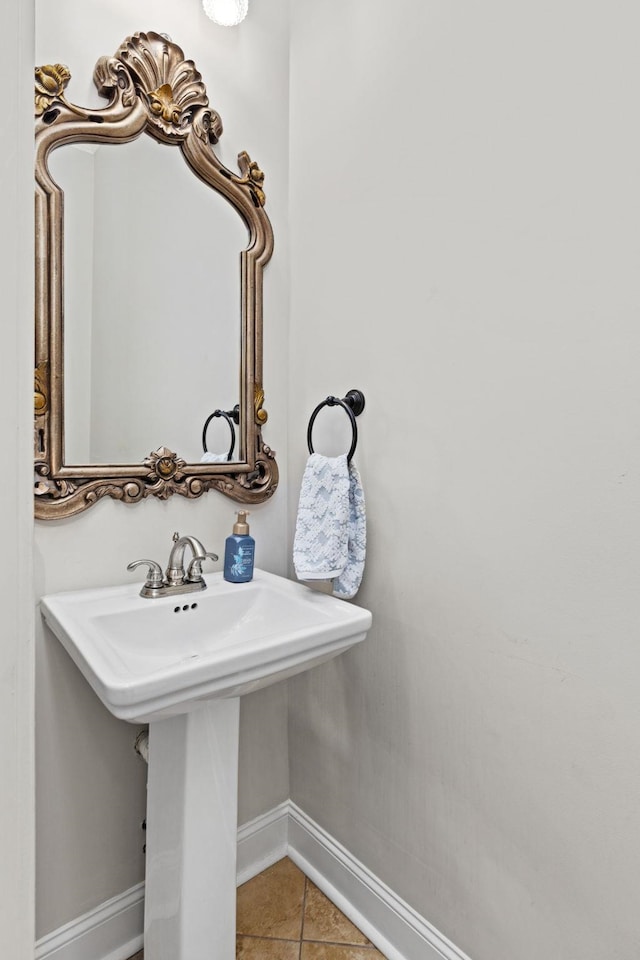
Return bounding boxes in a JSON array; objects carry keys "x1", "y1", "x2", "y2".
[{"x1": 40, "y1": 568, "x2": 372, "y2": 722}]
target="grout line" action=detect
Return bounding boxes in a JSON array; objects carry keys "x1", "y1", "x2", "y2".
[
  {"x1": 299, "y1": 875, "x2": 310, "y2": 958},
  {"x1": 303, "y1": 940, "x2": 379, "y2": 950},
  {"x1": 237, "y1": 934, "x2": 301, "y2": 943}
]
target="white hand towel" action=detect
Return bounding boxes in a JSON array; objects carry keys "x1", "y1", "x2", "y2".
[
  {"x1": 333, "y1": 459, "x2": 366, "y2": 600},
  {"x1": 293, "y1": 453, "x2": 366, "y2": 600},
  {"x1": 200, "y1": 452, "x2": 229, "y2": 463}
]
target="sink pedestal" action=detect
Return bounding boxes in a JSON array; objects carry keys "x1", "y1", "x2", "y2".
[{"x1": 144, "y1": 698, "x2": 240, "y2": 960}]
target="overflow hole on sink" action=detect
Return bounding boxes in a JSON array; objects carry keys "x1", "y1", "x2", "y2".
[{"x1": 173, "y1": 603, "x2": 199, "y2": 614}]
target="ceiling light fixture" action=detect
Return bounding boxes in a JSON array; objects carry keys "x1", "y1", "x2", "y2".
[{"x1": 202, "y1": 0, "x2": 249, "y2": 25}]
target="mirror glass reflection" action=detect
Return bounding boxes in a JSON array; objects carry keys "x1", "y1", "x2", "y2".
[{"x1": 49, "y1": 134, "x2": 247, "y2": 465}]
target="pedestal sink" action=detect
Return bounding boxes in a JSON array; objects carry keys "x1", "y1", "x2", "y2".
[{"x1": 40, "y1": 569, "x2": 372, "y2": 960}]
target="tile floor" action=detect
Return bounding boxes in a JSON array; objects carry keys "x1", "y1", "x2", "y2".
[{"x1": 127, "y1": 856, "x2": 387, "y2": 959}]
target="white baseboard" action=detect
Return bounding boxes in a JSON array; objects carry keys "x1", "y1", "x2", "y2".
[
  {"x1": 36, "y1": 801, "x2": 471, "y2": 960},
  {"x1": 35, "y1": 882, "x2": 144, "y2": 960},
  {"x1": 287, "y1": 802, "x2": 472, "y2": 960},
  {"x1": 236, "y1": 800, "x2": 290, "y2": 886}
]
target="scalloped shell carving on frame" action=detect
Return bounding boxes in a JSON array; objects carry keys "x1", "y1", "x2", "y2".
[
  {"x1": 34, "y1": 31, "x2": 278, "y2": 519},
  {"x1": 113, "y1": 32, "x2": 221, "y2": 143}
]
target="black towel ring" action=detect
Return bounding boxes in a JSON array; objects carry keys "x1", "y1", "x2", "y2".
[
  {"x1": 202, "y1": 405, "x2": 240, "y2": 461},
  {"x1": 307, "y1": 389, "x2": 366, "y2": 463}
]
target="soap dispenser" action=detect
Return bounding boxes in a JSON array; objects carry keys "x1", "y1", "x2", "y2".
[{"x1": 223, "y1": 511, "x2": 255, "y2": 583}]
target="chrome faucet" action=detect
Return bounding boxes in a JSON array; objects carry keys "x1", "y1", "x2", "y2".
[{"x1": 127, "y1": 532, "x2": 218, "y2": 599}]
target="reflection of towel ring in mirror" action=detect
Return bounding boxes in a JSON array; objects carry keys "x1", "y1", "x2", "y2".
[
  {"x1": 306, "y1": 389, "x2": 365, "y2": 464},
  {"x1": 202, "y1": 405, "x2": 240, "y2": 461}
]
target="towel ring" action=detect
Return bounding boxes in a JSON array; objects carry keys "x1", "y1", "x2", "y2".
[
  {"x1": 202, "y1": 405, "x2": 240, "y2": 461},
  {"x1": 307, "y1": 389, "x2": 365, "y2": 463}
]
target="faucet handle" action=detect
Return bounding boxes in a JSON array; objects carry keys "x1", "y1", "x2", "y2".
[
  {"x1": 186, "y1": 552, "x2": 219, "y2": 583},
  {"x1": 127, "y1": 559, "x2": 164, "y2": 593}
]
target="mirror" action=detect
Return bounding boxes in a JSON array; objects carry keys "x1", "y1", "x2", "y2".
[
  {"x1": 34, "y1": 31, "x2": 278, "y2": 518},
  {"x1": 50, "y1": 138, "x2": 244, "y2": 465}
]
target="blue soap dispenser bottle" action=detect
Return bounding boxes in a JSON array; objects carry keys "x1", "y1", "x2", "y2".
[{"x1": 223, "y1": 511, "x2": 255, "y2": 583}]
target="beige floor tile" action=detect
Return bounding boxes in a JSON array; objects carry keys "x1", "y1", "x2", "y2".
[
  {"x1": 237, "y1": 857, "x2": 306, "y2": 940},
  {"x1": 303, "y1": 881, "x2": 369, "y2": 946},
  {"x1": 301, "y1": 944, "x2": 385, "y2": 960},
  {"x1": 236, "y1": 935, "x2": 301, "y2": 959}
]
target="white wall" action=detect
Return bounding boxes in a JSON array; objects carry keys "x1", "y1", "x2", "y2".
[
  {"x1": 288, "y1": 2, "x2": 640, "y2": 958},
  {"x1": 34, "y1": 0, "x2": 290, "y2": 938},
  {"x1": 0, "y1": 2, "x2": 35, "y2": 956}
]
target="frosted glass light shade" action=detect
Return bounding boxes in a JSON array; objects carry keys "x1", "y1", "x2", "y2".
[{"x1": 203, "y1": 0, "x2": 248, "y2": 25}]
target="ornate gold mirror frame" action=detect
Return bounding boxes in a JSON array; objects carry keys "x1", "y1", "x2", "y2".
[{"x1": 34, "y1": 31, "x2": 278, "y2": 519}]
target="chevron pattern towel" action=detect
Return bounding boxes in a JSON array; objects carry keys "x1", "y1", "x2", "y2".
[{"x1": 293, "y1": 453, "x2": 366, "y2": 600}]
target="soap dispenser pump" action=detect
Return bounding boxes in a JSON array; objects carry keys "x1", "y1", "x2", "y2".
[{"x1": 223, "y1": 511, "x2": 255, "y2": 583}]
